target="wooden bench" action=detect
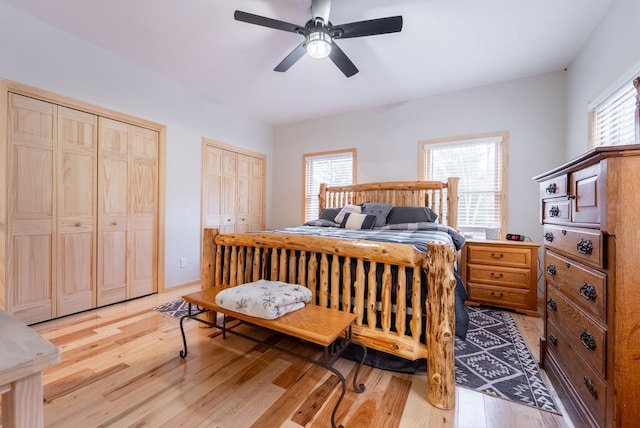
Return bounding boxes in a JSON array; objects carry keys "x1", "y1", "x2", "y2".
[{"x1": 179, "y1": 287, "x2": 367, "y2": 428}]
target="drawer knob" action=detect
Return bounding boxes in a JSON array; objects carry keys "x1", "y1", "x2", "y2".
[
  {"x1": 546, "y1": 298, "x2": 557, "y2": 311},
  {"x1": 544, "y1": 232, "x2": 554, "y2": 242},
  {"x1": 545, "y1": 183, "x2": 558, "y2": 194},
  {"x1": 577, "y1": 239, "x2": 593, "y2": 255},
  {"x1": 549, "y1": 205, "x2": 560, "y2": 217},
  {"x1": 490, "y1": 291, "x2": 504, "y2": 298},
  {"x1": 75, "y1": 222, "x2": 81, "y2": 227},
  {"x1": 490, "y1": 272, "x2": 504, "y2": 279},
  {"x1": 583, "y1": 377, "x2": 598, "y2": 399},
  {"x1": 546, "y1": 264, "x2": 557, "y2": 276},
  {"x1": 490, "y1": 252, "x2": 504, "y2": 259},
  {"x1": 548, "y1": 334, "x2": 557, "y2": 346},
  {"x1": 580, "y1": 331, "x2": 597, "y2": 350},
  {"x1": 579, "y1": 284, "x2": 597, "y2": 301},
  {"x1": 567, "y1": 194, "x2": 576, "y2": 200}
]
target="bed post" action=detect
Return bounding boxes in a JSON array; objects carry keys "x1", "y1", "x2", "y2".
[
  {"x1": 424, "y1": 242, "x2": 457, "y2": 410},
  {"x1": 446, "y1": 177, "x2": 459, "y2": 228},
  {"x1": 318, "y1": 183, "x2": 328, "y2": 214},
  {"x1": 201, "y1": 228, "x2": 219, "y2": 326}
]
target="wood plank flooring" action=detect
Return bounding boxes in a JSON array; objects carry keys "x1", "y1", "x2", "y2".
[{"x1": 2, "y1": 286, "x2": 574, "y2": 427}]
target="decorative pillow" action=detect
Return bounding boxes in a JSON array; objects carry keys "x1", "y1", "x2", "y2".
[
  {"x1": 319, "y1": 207, "x2": 342, "y2": 221},
  {"x1": 339, "y1": 212, "x2": 376, "y2": 230},
  {"x1": 385, "y1": 206, "x2": 439, "y2": 224},
  {"x1": 362, "y1": 202, "x2": 394, "y2": 227},
  {"x1": 303, "y1": 219, "x2": 339, "y2": 227},
  {"x1": 334, "y1": 204, "x2": 362, "y2": 223}
]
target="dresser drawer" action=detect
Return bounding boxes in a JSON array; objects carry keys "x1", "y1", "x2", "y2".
[
  {"x1": 465, "y1": 244, "x2": 532, "y2": 269},
  {"x1": 466, "y1": 284, "x2": 530, "y2": 309},
  {"x1": 546, "y1": 320, "x2": 606, "y2": 427},
  {"x1": 543, "y1": 224, "x2": 603, "y2": 269},
  {"x1": 544, "y1": 250, "x2": 606, "y2": 322},
  {"x1": 542, "y1": 197, "x2": 571, "y2": 224},
  {"x1": 546, "y1": 287, "x2": 606, "y2": 378},
  {"x1": 539, "y1": 174, "x2": 568, "y2": 199},
  {"x1": 467, "y1": 265, "x2": 530, "y2": 289}
]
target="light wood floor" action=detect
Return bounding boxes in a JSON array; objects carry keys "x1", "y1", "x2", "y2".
[{"x1": 5, "y1": 285, "x2": 574, "y2": 427}]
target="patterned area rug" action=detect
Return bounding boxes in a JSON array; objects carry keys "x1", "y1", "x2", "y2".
[
  {"x1": 456, "y1": 307, "x2": 560, "y2": 413},
  {"x1": 153, "y1": 299, "x2": 559, "y2": 413}
]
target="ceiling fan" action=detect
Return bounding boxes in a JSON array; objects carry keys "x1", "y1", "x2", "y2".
[{"x1": 234, "y1": 0, "x2": 403, "y2": 77}]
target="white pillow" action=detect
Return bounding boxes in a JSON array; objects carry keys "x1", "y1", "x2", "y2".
[{"x1": 334, "y1": 204, "x2": 362, "y2": 223}]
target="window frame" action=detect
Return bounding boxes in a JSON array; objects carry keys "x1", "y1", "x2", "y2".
[
  {"x1": 419, "y1": 131, "x2": 509, "y2": 239},
  {"x1": 302, "y1": 148, "x2": 357, "y2": 223}
]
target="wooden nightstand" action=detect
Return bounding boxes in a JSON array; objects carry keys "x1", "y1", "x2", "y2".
[{"x1": 460, "y1": 239, "x2": 540, "y2": 316}]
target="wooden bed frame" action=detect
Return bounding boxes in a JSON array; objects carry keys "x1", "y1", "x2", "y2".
[{"x1": 201, "y1": 178, "x2": 460, "y2": 409}]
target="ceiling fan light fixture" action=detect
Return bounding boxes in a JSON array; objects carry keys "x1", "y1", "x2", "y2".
[{"x1": 306, "y1": 30, "x2": 332, "y2": 59}]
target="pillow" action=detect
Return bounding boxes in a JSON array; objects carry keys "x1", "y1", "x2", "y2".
[
  {"x1": 385, "y1": 206, "x2": 439, "y2": 224},
  {"x1": 339, "y1": 212, "x2": 376, "y2": 230},
  {"x1": 334, "y1": 204, "x2": 362, "y2": 223},
  {"x1": 362, "y1": 202, "x2": 393, "y2": 227},
  {"x1": 319, "y1": 207, "x2": 342, "y2": 221},
  {"x1": 303, "y1": 219, "x2": 339, "y2": 227}
]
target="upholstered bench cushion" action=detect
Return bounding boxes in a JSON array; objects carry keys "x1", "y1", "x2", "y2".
[{"x1": 214, "y1": 279, "x2": 312, "y2": 320}]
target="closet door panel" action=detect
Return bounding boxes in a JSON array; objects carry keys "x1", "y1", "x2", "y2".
[
  {"x1": 221, "y1": 151, "x2": 237, "y2": 233},
  {"x1": 129, "y1": 126, "x2": 157, "y2": 298},
  {"x1": 202, "y1": 146, "x2": 222, "y2": 228},
  {"x1": 98, "y1": 118, "x2": 129, "y2": 306},
  {"x1": 249, "y1": 156, "x2": 264, "y2": 231},
  {"x1": 57, "y1": 106, "x2": 97, "y2": 316},
  {"x1": 8, "y1": 94, "x2": 55, "y2": 323}
]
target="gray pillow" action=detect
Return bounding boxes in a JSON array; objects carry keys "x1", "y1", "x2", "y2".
[
  {"x1": 385, "y1": 206, "x2": 439, "y2": 224},
  {"x1": 319, "y1": 207, "x2": 342, "y2": 221},
  {"x1": 362, "y1": 202, "x2": 394, "y2": 227}
]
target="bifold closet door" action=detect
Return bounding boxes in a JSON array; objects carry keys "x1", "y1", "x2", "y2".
[
  {"x1": 97, "y1": 117, "x2": 129, "y2": 306},
  {"x1": 56, "y1": 106, "x2": 97, "y2": 316},
  {"x1": 7, "y1": 94, "x2": 56, "y2": 324}
]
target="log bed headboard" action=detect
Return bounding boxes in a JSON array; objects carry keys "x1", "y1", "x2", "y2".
[{"x1": 318, "y1": 178, "x2": 459, "y2": 228}]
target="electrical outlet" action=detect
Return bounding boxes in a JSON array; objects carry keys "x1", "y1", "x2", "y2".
[{"x1": 180, "y1": 257, "x2": 187, "y2": 268}]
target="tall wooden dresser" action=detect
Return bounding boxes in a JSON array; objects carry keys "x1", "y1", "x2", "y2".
[{"x1": 534, "y1": 144, "x2": 640, "y2": 428}]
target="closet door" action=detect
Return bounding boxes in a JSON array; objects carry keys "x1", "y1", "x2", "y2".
[
  {"x1": 202, "y1": 145, "x2": 222, "y2": 228},
  {"x1": 7, "y1": 94, "x2": 55, "y2": 324},
  {"x1": 248, "y1": 155, "x2": 264, "y2": 231},
  {"x1": 236, "y1": 154, "x2": 264, "y2": 232},
  {"x1": 129, "y1": 125, "x2": 158, "y2": 298},
  {"x1": 97, "y1": 118, "x2": 129, "y2": 306},
  {"x1": 57, "y1": 107, "x2": 97, "y2": 316},
  {"x1": 220, "y1": 151, "x2": 237, "y2": 233}
]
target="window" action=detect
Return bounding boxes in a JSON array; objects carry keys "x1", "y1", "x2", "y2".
[
  {"x1": 303, "y1": 149, "x2": 356, "y2": 222},
  {"x1": 590, "y1": 80, "x2": 637, "y2": 148},
  {"x1": 421, "y1": 132, "x2": 507, "y2": 240}
]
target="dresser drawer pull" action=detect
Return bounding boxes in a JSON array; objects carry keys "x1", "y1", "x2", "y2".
[
  {"x1": 545, "y1": 183, "x2": 558, "y2": 194},
  {"x1": 580, "y1": 331, "x2": 597, "y2": 350},
  {"x1": 490, "y1": 252, "x2": 504, "y2": 259},
  {"x1": 75, "y1": 222, "x2": 82, "y2": 227},
  {"x1": 546, "y1": 264, "x2": 556, "y2": 275},
  {"x1": 490, "y1": 272, "x2": 504, "y2": 279},
  {"x1": 546, "y1": 298, "x2": 557, "y2": 311},
  {"x1": 548, "y1": 334, "x2": 557, "y2": 346},
  {"x1": 583, "y1": 377, "x2": 598, "y2": 399},
  {"x1": 579, "y1": 284, "x2": 597, "y2": 301},
  {"x1": 544, "y1": 232, "x2": 554, "y2": 242},
  {"x1": 549, "y1": 205, "x2": 560, "y2": 217},
  {"x1": 490, "y1": 291, "x2": 504, "y2": 298},
  {"x1": 577, "y1": 239, "x2": 593, "y2": 255}
]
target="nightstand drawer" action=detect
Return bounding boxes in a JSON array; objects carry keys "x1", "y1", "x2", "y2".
[
  {"x1": 467, "y1": 265, "x2": 530, "y2": 289},
  {"x1": 465, "y1": 245, "x2": 532, "y2": 269},
  {"x1": 466, "y1": 284, "x2": 530, "y2": 309}
]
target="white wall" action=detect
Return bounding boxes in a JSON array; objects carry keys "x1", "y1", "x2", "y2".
[
  {"x1": 273, "y1": 72, "x2": 567, "y2": 245},
  {"x1": 566, "y1": 0, "x2": 640, "y2": 159},
  {"x1": 0, "y1": 3, "x2": 274, "y2": 288}
]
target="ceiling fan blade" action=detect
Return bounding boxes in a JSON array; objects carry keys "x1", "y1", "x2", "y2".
[
  {"x1": 234, "y1": 10, "x2": 301, "y2": 34},
  {"x1": 333, "y1": 16, "x2": 403, "y2": 39},
  {"x1": 329, "y1": 42, "x2": 358, "y2": 77},
  {"x1": 274, "y1": 42, "x2": 307, "y2": 72},
  {"x1": 311, "y1": 0, "x2": 331, "y2": 24}
]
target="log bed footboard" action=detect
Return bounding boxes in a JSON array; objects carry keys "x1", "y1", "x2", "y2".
[{"x1": 201, "y1": 227, "x2": 457, "y2": 409}]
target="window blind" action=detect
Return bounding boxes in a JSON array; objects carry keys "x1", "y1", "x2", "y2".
[
  {"x1": 591, "y1": 83, "x2": 636, "y2": 147},
  {"x1": 424, "y1": 136, "x2": 503, "y2": 234},
  {"x1": 304, "y1": 152, "x2": 354, "y2": 221}
]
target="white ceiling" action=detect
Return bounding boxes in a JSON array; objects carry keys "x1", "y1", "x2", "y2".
[{"x1": 1, "y1": 0, "x2": 614, "y2": 125}]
